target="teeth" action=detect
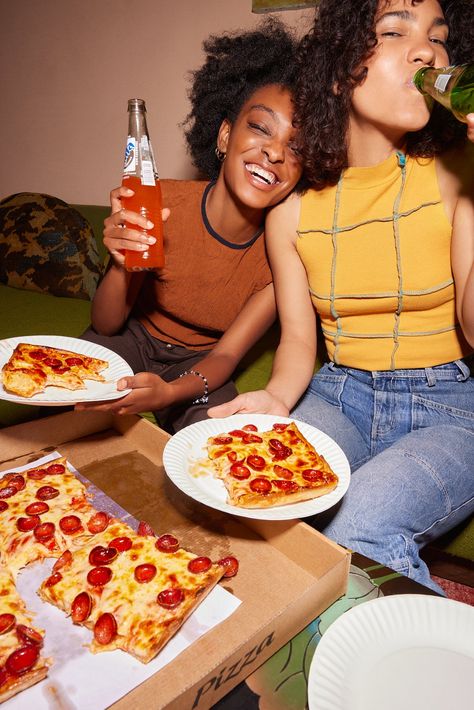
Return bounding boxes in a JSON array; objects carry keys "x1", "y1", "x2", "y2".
[{"x1": 245, "y1": 164, "x2": 277, "y2": 185}]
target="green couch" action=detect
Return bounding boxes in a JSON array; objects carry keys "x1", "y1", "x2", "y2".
[{"x1": 0, "y1": 198, "x2": 472, "y2": 571}]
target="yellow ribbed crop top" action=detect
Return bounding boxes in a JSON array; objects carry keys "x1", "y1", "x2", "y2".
[{"x1": 297, "y1": 153, "x2": 471, "y2": 370}]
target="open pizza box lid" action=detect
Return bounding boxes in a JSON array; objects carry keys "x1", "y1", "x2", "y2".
[{"x1": 0, "y1": 411, "x2": 350, "y2": 709}]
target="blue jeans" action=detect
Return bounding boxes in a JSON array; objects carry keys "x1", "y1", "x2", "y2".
[{"x1": 292, "y1": 359, "x2": 474, "y2": 593}]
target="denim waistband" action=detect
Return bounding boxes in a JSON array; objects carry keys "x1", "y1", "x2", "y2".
[{"x1": 329, "y1": 356, "x2": 474, "y2": 385}]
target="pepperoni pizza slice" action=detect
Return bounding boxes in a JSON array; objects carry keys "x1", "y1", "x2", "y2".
[
  {"x1": 1, "y1": 342, "x2": 108, "y2": 398},
  {"x1": 0, "y1": 457, "x2": 109, "y2": 575},
  {"x1": 205, "y1": 422, "x2": 338, "y2": 508},
  {"x1": 0, "y1": 566, "x2": 49, "y2": 703},
  {"x1": 39, "y1": 520, "x2": 232, "y2": 663}
]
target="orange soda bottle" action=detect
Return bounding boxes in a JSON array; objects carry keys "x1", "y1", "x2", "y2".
[{"x1": 121, "y1": 99, "x2": 164, "y2": 270}]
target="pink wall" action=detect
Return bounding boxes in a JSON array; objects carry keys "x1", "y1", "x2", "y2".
[{"x1": 0, "y1": 0, "x2": 312, "y2": 205}]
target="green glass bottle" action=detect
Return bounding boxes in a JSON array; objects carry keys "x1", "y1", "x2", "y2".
[{"x1": 413, "y1": 63, "x2": 474, "y2": 123}]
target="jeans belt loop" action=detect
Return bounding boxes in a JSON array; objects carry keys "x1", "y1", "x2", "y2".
[
  {"x1": 455, "y1": 358, "x2": 471, "y2": 382},
  {"x1": 424, "y1": 367, "x2": 436, "y2": 386}
]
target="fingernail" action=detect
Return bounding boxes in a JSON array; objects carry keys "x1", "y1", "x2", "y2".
[
  {"x1": 147, "y1": 237, "x2": 156, "y2": 244},
  {"x1": 146, "y1": 220, "x2": 154, "y2": 229}
]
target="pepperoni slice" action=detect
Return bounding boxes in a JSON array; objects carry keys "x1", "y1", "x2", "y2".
[
  {"x1": 249, "y1": 477, "x2": 272, "y2": 494},
  {"x1": 87, "y1": 566, "x2": 112, "y2": 587},
  {"x1": 8, "y1": 475, "x2": 26, "y2": 492},
  {"x1": 273, "y1": 423, "x2": 289, "y2": 431},
  {"x1": 0, "y1": 613, "x2": 16, "y2": 634},
  {"x1": 0, "y1": 668, "x2": 6, "y2": 687},
  {"x1": 89, "y1": 545, "x2": 118, "y2": 566},
  {"x1": 34, "y1": 521, "x2": 56, "y2": 542},
  {"x1": 36, "y1": 485, "x2": 59, "y2": 501},
  {"x1": 242, "y1": 433, "x2": 263, "y2": 444},
  {"x1": 268, "y1": 438, "x2": 285, "y2": 451},
  {"x1": 46, "y1": 463, "x2": 66, "y2": 475},
  {"x1": 134, "y1": 563, "x2": 157, "y2": 583},
  {"x1": 29, "y1": 349, "x2": 47, "y2": 360},
  {"x1": 71, "y1": 591, "x2": 92, "y2": 623},
  {"x1": 52, "y1": 365, "x2": 70, "y2": 374},
  {"x1": 211, "y1": 436, "x2": 233, "y2": 445},
  {"x1": 65, "y1": 357, "x2": 84, "y2": 366},
  {"x1": 272, "y1": 479, "x2": 299, "y2": 492},
  {"x1": 227, "y1": 451, "x2": 237, "y2": 463},
  {"x1": 229, "y1": 462, "x2": 251, "y2": 480},
  {"x1": 43, "y1": 357, "x2": 62, "y2": 368},
  {"x1": 59, "y1": 515, "x2": 83, "y2": 534},
  {"x1": 53, "y1": 550, "x2": 73, "y2": 571},
  {"x1": 16, "y1": 625, "x2": 43, "y2": 646},
  {"x1": 217, "y1": 556, "x2": 239, "y2": 578},
  {"x1": 302, "y1": 469, "x2": 325, "y2": 483},
  {"x1": 87, "y1": 511, "x2": 109, "y2": 534},
  {"x1": 155, "y1": 534, "x2": 179, "y2": 553},
  {"x1": 228, "y1": 429, "x2": 246, "y2": 438},
  {"x1": 16, "y1": 515, "x2": 40, "y2": 532},
  {"x1": 25, "y1": 501, "x2": 50, "y2": 516},
  {"x1": 44, "y1": 571, "x2": 62, "y2": 587},
  {"x1": 137, "y1": 520, "x2": 155, "y2": 537},
  {"x1": 246, "y1": 455, "x2": 266, "y2": 471},
  {"x1": 0, "y1": 485, "x2": 17, "y2": 500},
  {"x1": 273, "y1": 464, "x2": 293, "y2": 480},
  {"x1": 5, "y1": 645, "x2": 40, "y2": 675},
  {"x1": 157, "y1": 588, "x2": 184, "y2": 609},
  {"x1": 188, "y1": 556, "x2": 212, "y2": 574},
  {"x1": 94, "y1": 613, "x2": 117, "y2": 645},
  {"x1": 0, "y1": 501, "x2": 8, "y2": 512},
  {"x1": 27, "y1": 468, "x2": 48, "y2": 480},
  {"x1": 108, "y1": 536, "x2": 133, "y2": 553},
  {"x1": 271, "y1": 445, "x2": 292, "y2": 461},
  {"x1": 242, "y1": 424, "x2": 258, "y2": 431}
]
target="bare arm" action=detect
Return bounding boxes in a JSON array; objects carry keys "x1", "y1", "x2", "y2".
[
  {"x1": 450, "y1": 138, "x2": 474, "y2": 346},
  {"x1": 91, "y1": 186, "x2": 169, "y2": 335},
  {"x1": 209, "y1": 193, "x2": 317, "y2": 417},
  {"x1": 77, "y1": 282, "x2": 277, "y2": 415}
]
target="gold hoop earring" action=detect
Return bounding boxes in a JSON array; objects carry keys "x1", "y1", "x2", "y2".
[{"x1": 215, "y1": 146, "x2": 226, "y2": 162}]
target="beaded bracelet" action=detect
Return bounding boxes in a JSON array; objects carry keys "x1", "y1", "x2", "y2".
[{"x1": 178, "y1": 369, "x2": 209, "y2": 405}]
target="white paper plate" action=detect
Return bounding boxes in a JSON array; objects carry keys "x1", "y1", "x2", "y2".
[
  {"x1": 0, "y1": 335, "x2": 133, "y2": 405},
  {"x1": 162, "y1": 414, "x2": 350, "y2": 520},
  {"x1": 308, "y1": 594, "x2": 474, "y2": 710}
]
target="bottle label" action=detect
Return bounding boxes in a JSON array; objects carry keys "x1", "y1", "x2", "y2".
[
  {"x1": 139, "y1": 136, "x2": 155, "y2": 186},
  {"x1": 123, "y1": 136, "x2": 136, "y2": 173},
  {"x1": 434, "y1": 74, "x2": 450, "y2": 93}
]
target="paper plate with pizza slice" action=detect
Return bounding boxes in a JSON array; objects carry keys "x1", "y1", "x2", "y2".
[
  {"x1": 0, "y1": 335, "x2": 133, "y2": 405},
  {"x1": 163, "y1": 414, "x2": 351, "y2": 520}
]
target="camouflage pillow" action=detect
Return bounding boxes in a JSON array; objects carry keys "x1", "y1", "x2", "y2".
[{"x1": 0, "y1": 192, "x2": 103, "y2": 300}]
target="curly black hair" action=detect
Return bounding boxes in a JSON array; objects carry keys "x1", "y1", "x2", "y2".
[
  {"x1": 183, "y1": 18, "x2": 301, "y2": 179},
  {"x1": 296, "y1": 0, "x2": 474, "y2": 189}
]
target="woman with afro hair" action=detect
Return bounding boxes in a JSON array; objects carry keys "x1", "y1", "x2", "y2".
[
  {"x1": 78, "y1": 18, "x2": 304, "y2": 432},
  {"x1": 211, "y1": 0, "x2": 474, "y2": 593}
]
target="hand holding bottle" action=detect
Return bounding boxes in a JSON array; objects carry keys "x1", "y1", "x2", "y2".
[{"x1": 103, "y1": 186, "x2": 170, "y2": 268}]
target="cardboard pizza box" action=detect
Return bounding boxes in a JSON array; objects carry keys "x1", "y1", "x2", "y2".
[{"x1": 0, "y1": 411, "x2": 350, "y2": 709}]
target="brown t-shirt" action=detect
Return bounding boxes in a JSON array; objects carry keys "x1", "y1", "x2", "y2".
[{"x1": 134, "y1": 180, "x2": 271, "y2": 350}]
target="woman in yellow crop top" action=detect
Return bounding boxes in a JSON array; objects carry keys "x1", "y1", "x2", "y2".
[{"x1": 211, "y1": 0, "x2": 474, "y2": 593}]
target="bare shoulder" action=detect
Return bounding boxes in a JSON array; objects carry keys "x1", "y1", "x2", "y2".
[{"x1": 265, "y1": 191, "x2": 302, "y2": 244}]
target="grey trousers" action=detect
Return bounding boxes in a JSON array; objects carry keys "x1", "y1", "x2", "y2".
[{"x1": 81, "y1": 318, "x2": 237, "y2": 433}]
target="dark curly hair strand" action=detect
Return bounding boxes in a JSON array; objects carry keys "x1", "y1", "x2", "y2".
[
  {"x1": 296, "y1": 0, "x2": 474, "y2": 189},
  {"x1": 183, "y1": 18, "x2": 301, "y2": 180}
]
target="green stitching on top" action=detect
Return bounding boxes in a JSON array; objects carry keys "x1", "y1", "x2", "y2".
[
  {"x1": 330, "y1": 177, "x2": 344, "y2": 364},
  {"x1": 297, "y1": 200, "x2": 441, "y2": 237},
  {"x1": 390, "y1": 155, "x2": 407, "y2": 369}
]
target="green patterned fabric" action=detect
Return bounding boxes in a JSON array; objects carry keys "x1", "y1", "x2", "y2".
[{"x1": 0, "y1": 193, "x2": 103, "y2": 300}]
